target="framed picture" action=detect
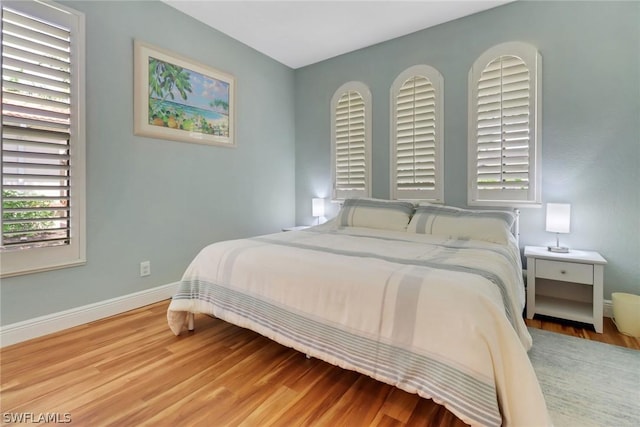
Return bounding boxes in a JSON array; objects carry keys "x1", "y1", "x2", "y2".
[{"x1": 134, "y1": 40, "x2": 235, "y2": 147}]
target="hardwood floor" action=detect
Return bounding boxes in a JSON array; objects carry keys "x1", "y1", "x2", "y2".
[
  {"x1": 525, "y1": 316, "x2": 640, "y2": 350},
  {"x1": 1, "y1": 301, "x2": 638, "y2": 426}
]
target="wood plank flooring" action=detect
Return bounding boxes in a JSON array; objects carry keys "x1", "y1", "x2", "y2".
[
  {"x1": 525, "y1": 316, "x2": 640, "y2": 350},
  {"x1": 1, "y1": 301, "x2": 638, "y2": 426}
]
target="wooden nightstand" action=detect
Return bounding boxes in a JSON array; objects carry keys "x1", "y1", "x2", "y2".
[{"x1": 525, "y1": 246, "x2": 607, "y2": 333}]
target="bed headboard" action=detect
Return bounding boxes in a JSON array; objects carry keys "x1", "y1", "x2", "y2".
[{"x1": 512, "y1": 208, "x2": 520, "y2": 247}]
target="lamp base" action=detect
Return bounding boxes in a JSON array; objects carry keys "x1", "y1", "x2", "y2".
[{"x1": 548, "y1": 246, "x2": 569, "y2": 253}]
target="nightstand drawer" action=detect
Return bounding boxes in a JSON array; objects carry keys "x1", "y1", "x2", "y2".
[{"x1": 536, "y1": 259, "x2": 593, "y2": 284}]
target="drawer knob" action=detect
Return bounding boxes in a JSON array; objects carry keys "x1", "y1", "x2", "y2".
[{"x1": 561, "y1": 270, "x2": 566, "y2": 274}]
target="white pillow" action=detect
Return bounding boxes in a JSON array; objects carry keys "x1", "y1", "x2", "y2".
[
  {"x1": 407, "y1": 204, "x2": 515, "y2": 244},
  {"x1": 337, "y1": 198, "x2": 415, "y2": 231}
]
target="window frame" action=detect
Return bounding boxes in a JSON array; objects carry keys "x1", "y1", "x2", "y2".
[
  {"x1": 1, "y1": 0, "x2": 86, "y2": 278},
  {"x1": 330, "y1": 81, "x2": 372, "y2": 201},
  {"x1": 390, "y1": 64, "x2": 444, "y2": 202},
  {"x1": 467, "y1": 41, "x2": 542, "y2": 207}
]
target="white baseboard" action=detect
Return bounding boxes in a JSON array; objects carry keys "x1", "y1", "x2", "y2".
[
  {"x1": 603, "y1": 299, "x2": 613, "y2": 318},
  {"x1": 0, "y1": 282, "x2": 180, "y2": 348}
]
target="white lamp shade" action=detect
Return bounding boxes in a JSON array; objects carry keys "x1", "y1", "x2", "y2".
[
  {"x1": 312, "y1": 198, "x2": 325, "y2": 217},
  {"x1": 546, "y1": 203, "x2": 571, "y2": 233}
]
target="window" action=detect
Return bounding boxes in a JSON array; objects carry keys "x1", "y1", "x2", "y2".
[
  {"x1": 1, "y1": 0, "x2": 86, "y2": 277},
  {"x1": 391, "y1": 65, "x2": 443, "y2": 202},
  {"x1": 468, "y1": 42, "x2": 541, "y2": 207},
  {"x1": 331, "y1": 81, "x2": 371, "y2": 200}
]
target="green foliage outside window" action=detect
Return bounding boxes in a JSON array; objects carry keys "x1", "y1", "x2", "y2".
[{"x1": 2, "y1": 190, "x2": 55, "y2": 234}]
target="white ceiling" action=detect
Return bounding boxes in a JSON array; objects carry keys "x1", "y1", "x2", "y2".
[{"x1": 163, "y1": 0, "x2": 514, "y2": 69}]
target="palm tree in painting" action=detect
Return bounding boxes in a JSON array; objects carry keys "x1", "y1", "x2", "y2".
[
  {"x1": 148, "y1": 58, "x2": 193, "y2": 127},
  {"x1": 209, "y1": 99, "x2": 229, "y2": 115}
]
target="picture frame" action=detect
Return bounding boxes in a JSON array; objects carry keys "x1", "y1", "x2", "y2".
[{"x1": 134, "y1": 40, "x2": 235, "y2": 147}]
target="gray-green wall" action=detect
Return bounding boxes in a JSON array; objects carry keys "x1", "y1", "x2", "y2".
[
  {"x1": 294, "y1": 1, "x2": 640, "y2": 299},
  {"x1": 1, "y1": 1, "x2": 296, "y2": 325}
]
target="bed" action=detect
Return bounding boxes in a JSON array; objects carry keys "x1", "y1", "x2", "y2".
[{"x1": 167, "y1": 199, "x2": 551, "y2": 427}]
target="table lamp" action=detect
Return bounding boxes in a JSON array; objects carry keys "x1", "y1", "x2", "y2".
[
  {"x1": 312, "y1": 198, "x2": 324, "y2": 225},
  {"x1": 546, "y1": 203, "x2": 570, "y2": 253}
]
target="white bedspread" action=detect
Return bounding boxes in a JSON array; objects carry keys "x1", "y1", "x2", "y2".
[{"x1": 167, "y1": 225, "x2": 550, "y2": 427}]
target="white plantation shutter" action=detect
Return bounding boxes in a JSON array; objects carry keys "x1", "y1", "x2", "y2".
[
  {"x1": 476, "y1": 56, "x2": 529, "y2": 190},
  {"x1": 335, "y1": 91, "x2": 365, "y2": 191},
  {"x1": 391, "y1": 65, "x2": 443, "y2": 201},
  {"x1": 1, "y1": 0, "x2": 85, "y2": 277},
  {"x1": 331, "y1": 82, "x2": 371, "y2": 200},
  {"x1": 468, "y1": 42, "x2": 541, "y2": 207}
]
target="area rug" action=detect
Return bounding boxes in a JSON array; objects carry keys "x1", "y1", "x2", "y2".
[{"x1": 528, "y1": 327, "x2": 640, "y2": 427}]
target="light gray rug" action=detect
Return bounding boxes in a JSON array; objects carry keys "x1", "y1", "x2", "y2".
[{"x1": 528, "y1": 328, "x2": 640, "y2": 427}]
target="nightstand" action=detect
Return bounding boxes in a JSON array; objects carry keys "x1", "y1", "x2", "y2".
[
  {"x1": 525, "y1": 246, "x2": 607, "y2": 333},
  {"x1": 282, "y1": 225, "x2": 311, "y2": 232}
]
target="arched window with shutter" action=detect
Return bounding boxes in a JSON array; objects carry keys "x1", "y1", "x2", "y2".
[
  {"x1": 331, "y1": 82, "x2": 371, "y2": 200},
  {"x1": 391, "y1": 65, "x2": 443, "y2": 202},
  {"x1": 468, "y1": 42, "x2": 541, "y2": 207}
]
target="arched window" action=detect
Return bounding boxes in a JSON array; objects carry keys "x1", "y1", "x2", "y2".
[
  {"x1": 468, "y1": 42, "x2": 541, "y2": 206},
  {"x1": 391, "y1": 65, "x2": 443, "y2": 202},
  {"x1": 331, "y1": 82, "x2": 371, "y2": 200}
]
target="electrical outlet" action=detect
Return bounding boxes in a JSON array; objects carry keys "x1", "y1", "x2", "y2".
[{"x1": 140, "y1": 261, "x2": 151, "y2": 277}]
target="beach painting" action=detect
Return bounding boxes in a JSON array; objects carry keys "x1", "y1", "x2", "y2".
[{"x1": 134, "y1": 41, "x2": 235, "y2": 147}]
